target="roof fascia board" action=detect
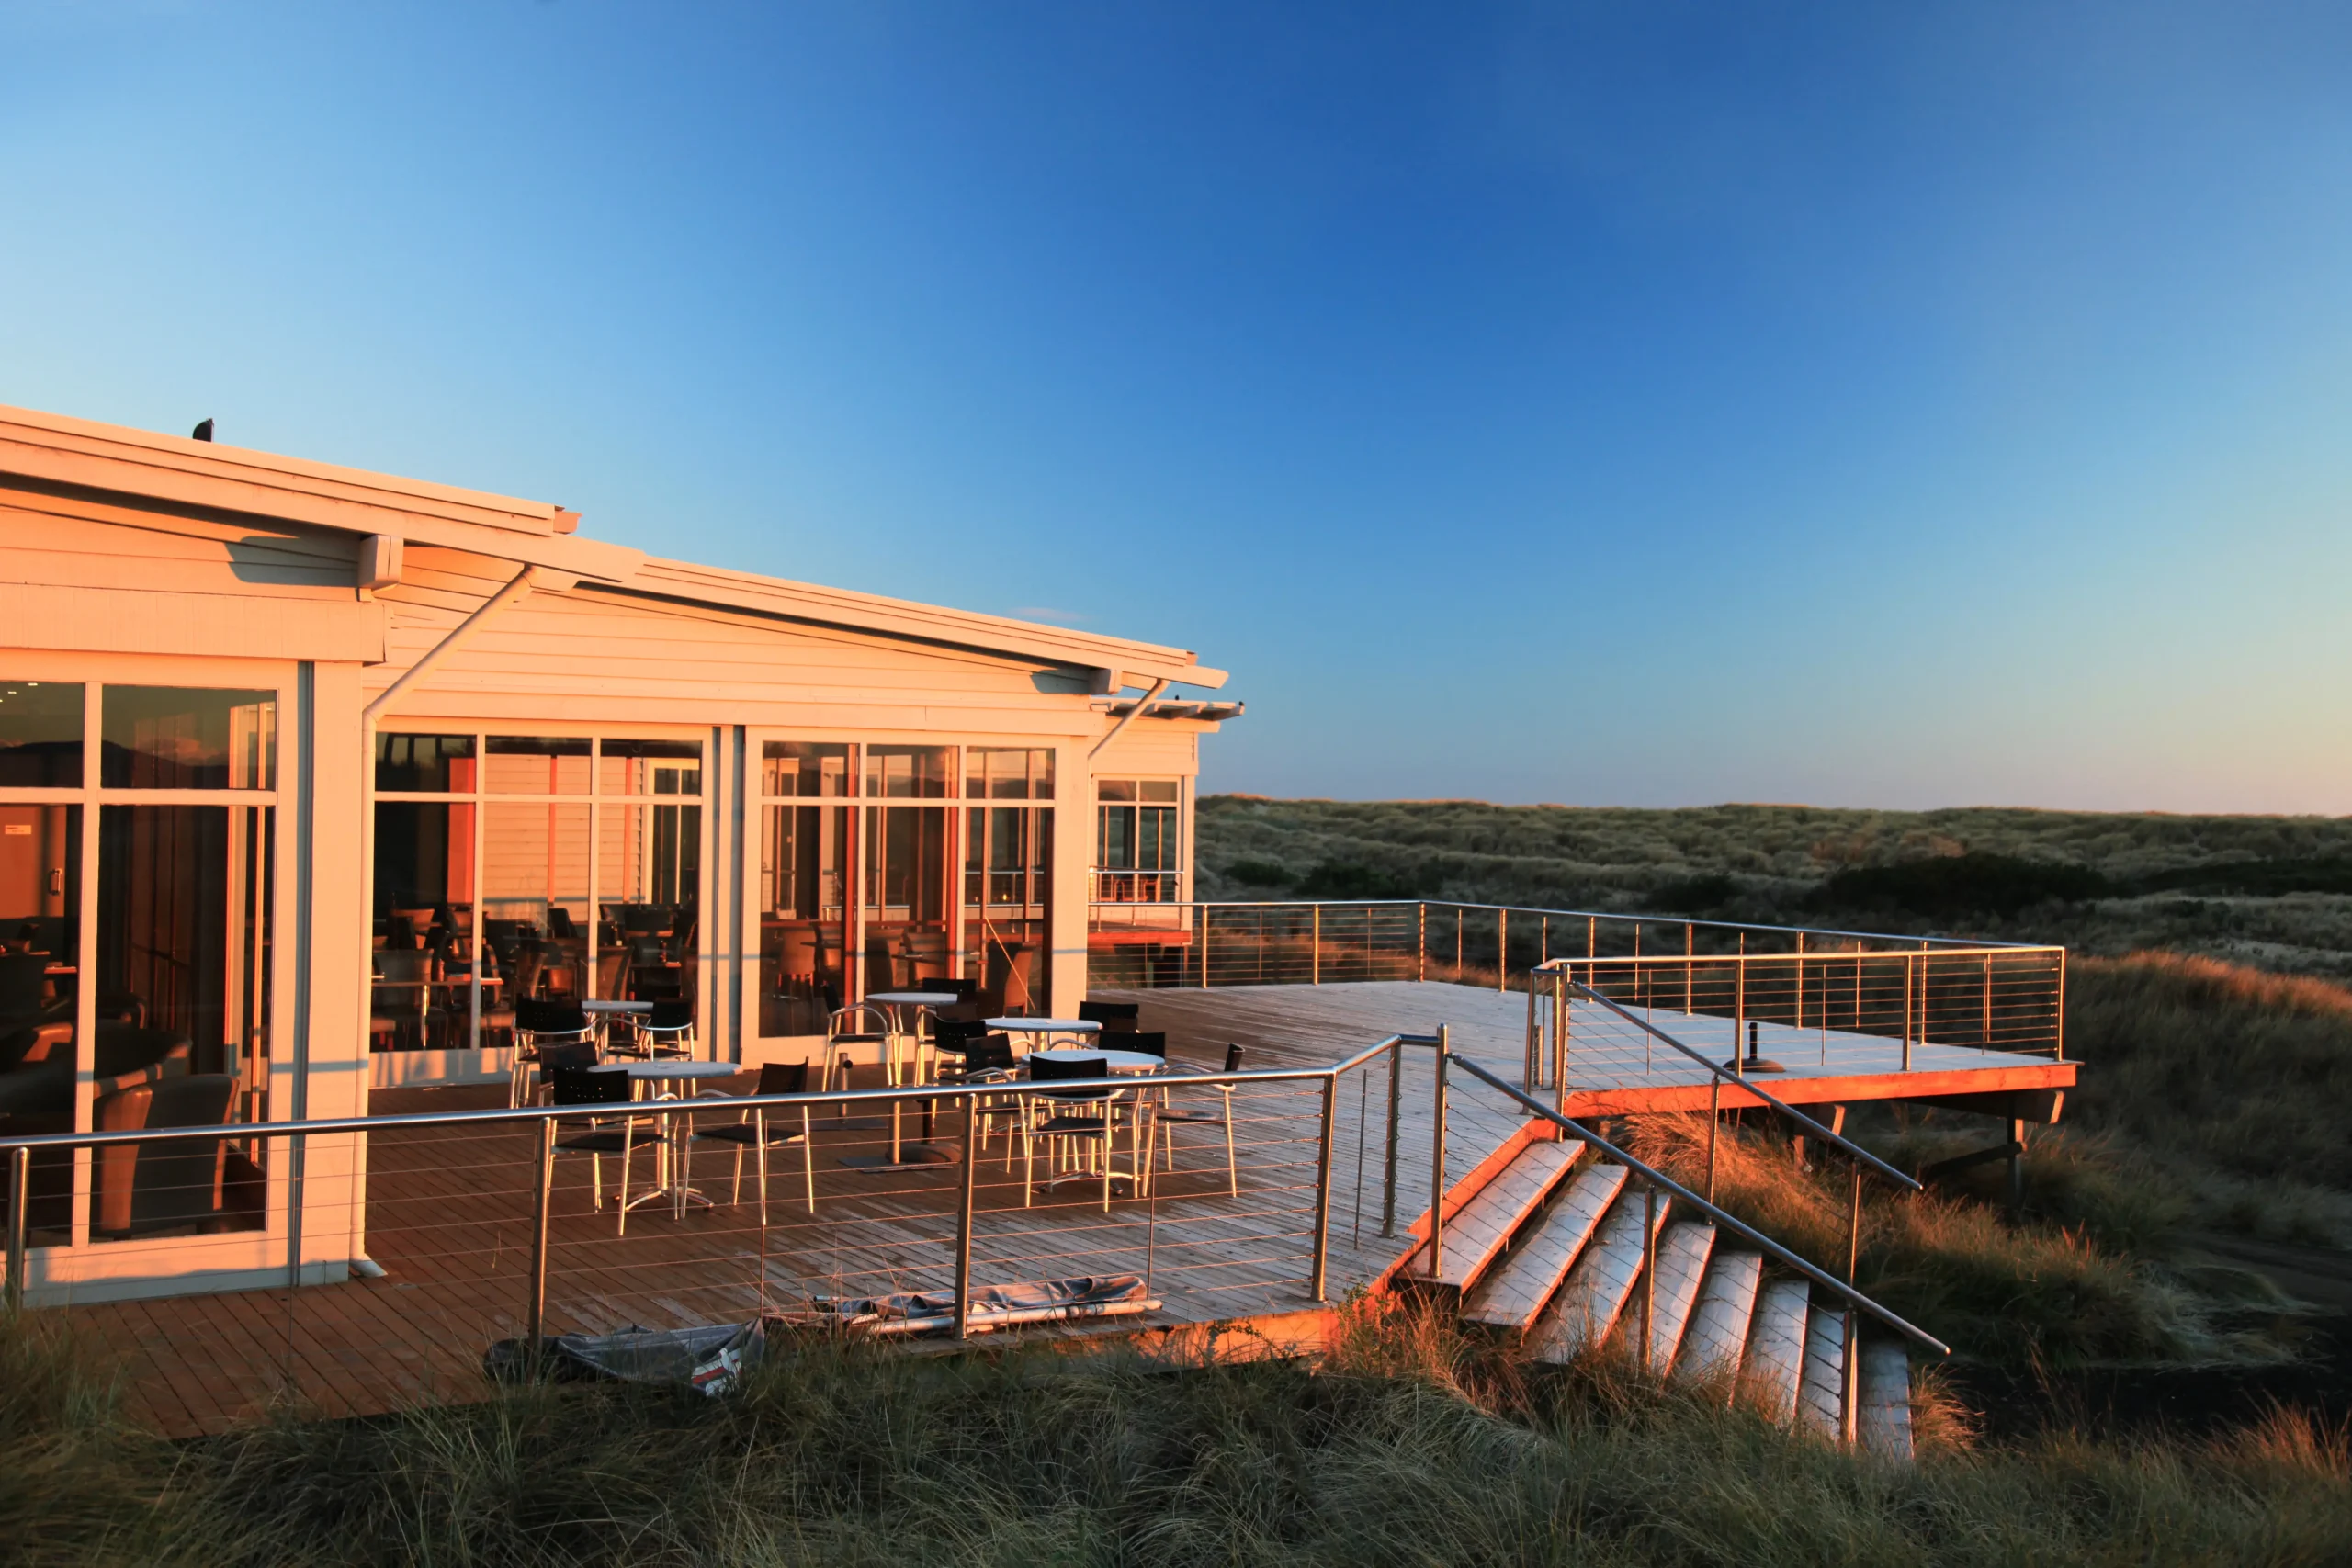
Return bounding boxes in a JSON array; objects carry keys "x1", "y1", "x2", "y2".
[
  {"x1": 0, "y1": 409, "x2": 639, "y2": 584},
  {"x1": 629, "y1": 560, "x2": 1229, "y2": 690}
]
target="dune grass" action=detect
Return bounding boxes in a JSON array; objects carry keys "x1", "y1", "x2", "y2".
[{"x1": 7, "y1": 1297, "x2": 2352, "y2": 1568}]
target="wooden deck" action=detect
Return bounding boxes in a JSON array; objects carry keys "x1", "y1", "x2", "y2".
[{"x1": 51, "y1": 980, "x2": 2067, "y2": 1437}]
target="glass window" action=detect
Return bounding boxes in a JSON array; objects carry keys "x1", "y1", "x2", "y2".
[
  {"x1": 599, "y1": 739, "x2": 703, "y2": 798},
  {"x1": 93, "y1": 803, "x2": 272, "y2": 1240},
  {"x1": 759, "y1": 802, "x2": 847, "y2": 1034},
  {"x1": 965, "y1": 806, "x2": 1050, "y2": 1013},
  {"x1": 101, "y1": 687, "x2": 275, "y2": 790},
  {"x1": 864, "y1": 745, "x2": 951, "y2": 799},
  {"x1": 967, "y1": 748, "x2": 1054, "y2": 800},
  {"x1": 375, "y1": 733, "x2": 476, "y2": 794},
  {"x1": 0, "y1": 682, "x2": 84, "y2": 788},
  {"x1": 763, "y1": 741, "x2": 850, "y2": 798},
  {"x1": 484, "y1": 736, "x2": 591, "y2": 795},
  {"x1": 1139, "y1": 780, "x2": 1180, "y2": 804},
  {"x1": 482, "y1": 801, "x2": 593, "y2": 1000},
  {"x1": 0, "y1": 803, "x2": 78, "y2": 1246},
  {"x1": 1096, "y1": 779, "x2": 1136, "y2": 803},
  {"x1": 369, "y1": 802, "x2": 478, "y2": 1050},
  {"x1": 1094, "y1": 778, "x2": 1180, "y2": 902}
]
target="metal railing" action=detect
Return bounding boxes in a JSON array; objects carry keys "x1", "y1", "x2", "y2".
[
  {"x1": 1091, "y1": 898, "x2": 2065, "y2": 1062},
  {"x1": 1405, "y1": 1022, "x2": 1947, "y2": 1447},
  {"x1": 2, "y1": 1042, "x2": 1414, "y2": 1413}
]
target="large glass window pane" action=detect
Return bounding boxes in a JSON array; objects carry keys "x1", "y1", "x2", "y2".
[
  {"x1": 760, "y1": 803, "x2": 846, "y2": 1034},
  {"x1": 92, "y1": 804, "x2": 271, "y2": 1241},
  {"x1": 762, "y1": 741, "x2": 850, "y2": 798},
  {"x1": 101, "y1": 687, "x2": 275, "y2": 790},
  {"x1": 484, "y1": 736, "x2": 591, "y2": 795},
  {"x1": 483, "y1": 802, "x2": 593, "y2": 1001},
  {"x1": 967, "y1": 748, "x2": 1053, "y2": 800},
  {"x1": 862, "y1": 806, "x2": 948, "y2": 991},
  {"x1": 0, "y1": 804, "x2": 79, "y2": 1246},
  {"x1": 371, "y1": 802, "x2": 479, "y2": 1051},
  {"x1": 599, "y1": 739, "x2": 702, "y2": 798},
  {"x1": 965, "y1": 806, "x2": 1050, "y2": 1014},
  {"x1": 599, "y1": 801, "x2": 702, "y2": 1004},
  {"x1": 0, "y1": 681, "x2": 84, "y2": 787},
  {"x1": 864, "y1": 746, "x2": 950, "y2": 799},
  {"x1": 375, "y1": 733, "x2": 476, "y2": 793}
]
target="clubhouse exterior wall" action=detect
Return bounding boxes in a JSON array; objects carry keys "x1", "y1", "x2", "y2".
[{"x1": 0, "y1": 403, "x2": 1230, "y2": 1302}]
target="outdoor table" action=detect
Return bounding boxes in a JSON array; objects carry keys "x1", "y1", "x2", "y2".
[
  {"x1": 1026, "y1": 1047, "x2": 1167, "y2": 1075},
  {"x1": 582, "y1": 998, "x2": 654, "y2": 1054},
  {"x1": 586, "y1": 1059, "x2": 741, "y2": 1218},
  {"x1": 1016, "y1": 1051, "x2": 1160, "y2": 1200},
  {"x1": 866, "y1": 990, "x2": 961, "y2": 1086},
  {"x1": 983, "y1": 1018, "x2": 1101, "y2": 1055}
]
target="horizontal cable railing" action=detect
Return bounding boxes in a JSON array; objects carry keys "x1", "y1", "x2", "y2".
[
  {"x1": 0, "y1": 1040, "x2": 1409, "y2": 1426},
  {"x1": 1090, "y1": 898, "x2": 2065, "y2": 1064}
]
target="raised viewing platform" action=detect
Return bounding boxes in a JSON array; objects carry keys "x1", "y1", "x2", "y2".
[{"x1": 45, "y1": 904, "x2": 2067, "y2": 1438}]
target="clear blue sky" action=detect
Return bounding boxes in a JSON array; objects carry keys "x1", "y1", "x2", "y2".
[{"x1": 7, "y1": 3, "x2": 2351, "y2": 813}]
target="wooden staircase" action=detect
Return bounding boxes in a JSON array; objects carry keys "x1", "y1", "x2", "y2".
[{"x1": 1415, "y1": 1129, "x2": 1916, "y2": 1461}]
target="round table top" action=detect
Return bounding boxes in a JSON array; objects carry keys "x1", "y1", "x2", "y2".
[
  {"x1": 1027, "y1": 1047, "x2": 1167, "y2": 1073},
  {"x1": 984, "y1": 1017, "x2": 1101, "y2": 1033},
  {"x1": 867, "y1": 991, "x2": 961, "y2": 1006},
  {"x1": 581, "y1": 999, "x2": 655, "y2": 1013},
  {"x1": 588, "y1": 1058, "x2": 738, "y2": 1079}
]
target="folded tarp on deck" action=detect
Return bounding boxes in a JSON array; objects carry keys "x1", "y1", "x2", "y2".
[{"x1": 804, "y1": 1274, "x2": 1158, "y2": 1337}]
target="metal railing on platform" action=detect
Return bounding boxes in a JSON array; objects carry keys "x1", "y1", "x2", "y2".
[
  {"x1": 1091, "y1": 898, "x2": 2065, "y2": 1062},
  {"x1": 0, "y1": 1041, "x2": 1419, "y2": 1422}
]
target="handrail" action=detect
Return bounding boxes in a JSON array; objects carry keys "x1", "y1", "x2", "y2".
[
  {"x1": 1542, "y1": 966, "x2": 1922, "y2": 1194},
  {"x1": 1089, "y1": 897, "x2": 2062, "y2": 953},
  {"x1": 1445, "y1": 1053, "x2": 1951, "y2": 1357},
  {"x1": 0, "y1": 1063, "x2": 1363, "y2": 1155}
]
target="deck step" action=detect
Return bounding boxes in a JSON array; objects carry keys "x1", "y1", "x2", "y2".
[
  {"x1": 1797, "y1": 1300, "x2": 1848, "y2": 1438},
  {"x1": 1462, "y1": 1161, "x2": 1626, "y2": 1328},
  {"x1": 1641, "y1": 1221, "x2": 1717, "y2": 1370},
  {"x1": 1858, "y1": 1341, "x2": 1914, "y2": 1461},
  {"x1": 1741, "y1": 1278, "x2": 1810, "y2": 1425},
  {"x1": 1528, "y1": 1183, "x2": 1669, "y2": 1363},
  {"x1": 1671, "y1": 1251, "x2": 1762, "y2": 1391},
  {"x1": 1432, "y1": 1139, "x2": 1584, "y2": 1291}
]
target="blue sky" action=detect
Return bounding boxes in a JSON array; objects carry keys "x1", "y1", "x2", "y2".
[{"x1": 6, "y1": 3, "x2": 2351, "y2": 812}]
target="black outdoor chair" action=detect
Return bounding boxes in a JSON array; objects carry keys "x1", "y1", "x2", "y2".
[
  {"x1": 1156, "y1": 1043, "x2": 1242, "y2": 1196},
  {"x1": 633, "y1": 998, "x2": 695, "y2": 1059},
  {"x1": 692, "y1": 1060, "x2": 816, "y2": 1215},
  {"x1": 511, "y1": 999, "x2": 596, "y2": 1107},
  {"x1": 1078, "y1": 999, "x2": 1141, "y2": 1032},
  {"x1": 548, "y1": 1065, "x2": 650, "y2": 1233},
  {"x1": 1020, "y1": 1053, "x2": 1141, "y2": 1210}
]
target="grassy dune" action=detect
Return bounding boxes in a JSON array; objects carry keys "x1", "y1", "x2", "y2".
[
  {"x1": 1197, "y1": 797, "x2": 2352, "y2": 977},
  {"x1": 7, "y1": 1302, "x2": 2352, "y2": 1568}
]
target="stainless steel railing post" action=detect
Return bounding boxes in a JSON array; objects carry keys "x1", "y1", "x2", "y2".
[
  {"x1": 1903, "y1": 953, "x2": 1915, "y2": 1072},
  {"x1": 1381, "y1": 1034, "x2": 1401, "y2": 1236},
  {"x1": 1429, "y1": 1023, "x2": 1449, "y2": 1280},
  {"x1": 1312, "y1": 905, "x2": 1322, "y2": 985},
  {"x1": 1843, "y1": 1162, "x2": 1863, "y2": 1445},
  {"x1": 1310, "y1": 1072, "x2": 1338, "y2": 1300},
  {"x1": 1417, "y1": 902, "x2": 1426, "y2": 982},
  {"x1": 1497, "y1": 908, "x2": 1507, "y2": 993},
  {"x1": 6, "y1": 1145, "x2": 27, "y2": 1314},
  {"x1": 955, "y1": 1094, "x2": 978, "y2": 1338},
  {"x1": 1639, "y1": 1181, "x2": 1657, "y2": 1373},
  {"x1": 526, "y1": 1119, "x2": 554, "y2": 1358}
]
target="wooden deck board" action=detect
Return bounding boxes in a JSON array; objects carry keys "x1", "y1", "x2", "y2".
[{"x1": 45, "y1": 980, "x2": 2064, "y2": 1437}]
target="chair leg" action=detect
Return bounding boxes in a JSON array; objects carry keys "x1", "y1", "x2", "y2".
[
  {"x1": 590, "y1": 1152, "x2": 604, "y2": 1212},
  {"x1": 801, "y1": 1110, "x2": 816, "y2": 1213},
  {"x1": 755, "y1": 1130, "x2": 769, "y2": 1221},
  {"x1": 616, "y1": 1128, "x2": 633, "y2": 1236},
  {"x1": 1222, "y1": 1089, "x2": 1238, "y2": 1197}
]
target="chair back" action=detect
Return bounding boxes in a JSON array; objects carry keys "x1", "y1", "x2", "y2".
[
  {"x1": 2, "y1": 1021, "x2": 73, "y2": 1073},
  {"x1": 376, "y1": 949, "x2": 431, "y2": 983},
  {"x1": 648, "y1": 998, "x2": 695, "y2": 1032},
  {"x1": 120, "y1": 1073, "x2": 238, "y2": 1236},
  {"x1": 548, "y1": 908, "x2": 578, "y2": 939},
  {"x1": 548, "y1": 1065, "x2": 631, "y2": 1106},
  {"x1": 1222, "y1": 1043, "x2": 1245, "y2": 1074},
  {"x1": 516, "y1": 998, "x2": 591, "y2": 1038},
  {"x1": 962, "y1": 1032, "x2": 1016, "y2": 1075},
  {"x1": 828, "y1": 1003, "x2": 889, "y2": 1040},
  {"x1": 931, "y1": 1018, "x2": 985, "y2": 1054},
  {"x1": 1120, "y1": 1031, "x2": 1168, "y2": 1059},
  {"x1": 537, "y1": 1039, "x2": 600, "y2": 1074},
  {"x1": 0, "y1": 953, "x2": 51, "y2": 1021},
  {"x1": 755, "y1": 1060, "x2": 811, "y2": 1096},
  {"x1": 1078, "y1": 1000, "x2": 1140, "y2": 1029},
  {"x1": 1026, "y1": 1052, "x2": 1113, "y2": 1101}
]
